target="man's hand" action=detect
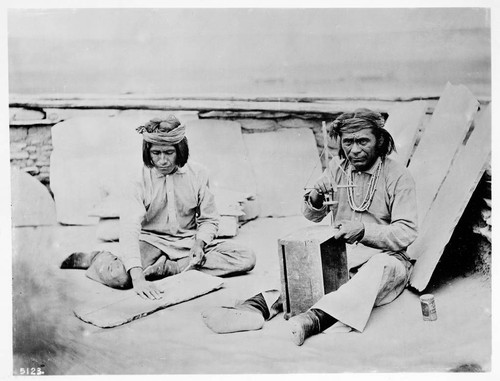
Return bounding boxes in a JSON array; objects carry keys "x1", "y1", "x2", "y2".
[
  {"x1": 309, "y1": 176, "x2": 338, "y2": 208},
  {"x1": 129, "y1": 267, "x2": 163, "y2": 300},
  {"x1": 334, "y1": 221, "x2": 365, "y2": 244},
  {"x1": 189, "y1": 239, "x2": 207, "y2": 267}
]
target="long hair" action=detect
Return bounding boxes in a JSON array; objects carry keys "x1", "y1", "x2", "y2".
[
  {"x1": 142, "y1": 137, "x2": 190, "y2": 168},
  {"x1": 329, "y1": 108, "x2": 396, "y2": 160}
]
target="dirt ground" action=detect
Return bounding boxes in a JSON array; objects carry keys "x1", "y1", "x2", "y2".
[{"x1": 11, "y1": 216, "x2": 491, "y2": 375}]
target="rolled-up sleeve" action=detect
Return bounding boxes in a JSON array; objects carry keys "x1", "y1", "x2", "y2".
[
  {"x1": 119, "y1": 177, "x2": 146, "y2": 272},
  {"x1": 195, "y1": 168, "x2": 219, "y2": 244},
  {"x1": 361, "y1": 171, "x2": 418, "y2": 252}
]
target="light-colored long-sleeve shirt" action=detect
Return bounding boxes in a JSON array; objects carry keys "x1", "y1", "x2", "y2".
[
  {"x1": 119, "y1": 162, "x2": 219, "y2": 271},
  {"x1": 303, "y1": 156, "x2": 418, "y2": 263}
]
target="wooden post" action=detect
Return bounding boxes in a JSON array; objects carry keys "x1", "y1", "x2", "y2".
[{"x1": 278, "y1": 225, "x2": 348, "y2": 320}]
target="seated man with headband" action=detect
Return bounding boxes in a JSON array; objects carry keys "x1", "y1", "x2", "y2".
[
  {"x1": 202, "y1": 108, "x2": 418, "y2": 345},
  {"x1": 62, "y1": 115, "x2": 256, "y2": 300}
]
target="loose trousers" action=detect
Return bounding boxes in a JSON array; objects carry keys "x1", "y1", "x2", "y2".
[
  {"x1": 312, "y1": 251, "x2": 412, "y2": 332},
  {"x1": 260, "y1": 246, "x2": 413, "y2": 332}
]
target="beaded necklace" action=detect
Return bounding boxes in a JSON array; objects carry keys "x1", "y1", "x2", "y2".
[{"x1": 342, "y1": 159, "x2": 383, "y2": 212}]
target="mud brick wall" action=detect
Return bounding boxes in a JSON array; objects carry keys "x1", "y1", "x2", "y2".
[{"x1": 10, "y1": 124, "x2": 53, "y2": 187}]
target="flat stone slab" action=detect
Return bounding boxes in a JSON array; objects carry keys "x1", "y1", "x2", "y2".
[
  {"x1": 243, "y1": 128, "x2": 323, "y2": 217},
  {"x1": 11, "y1": 168, "x2": 57, "y2": 227},
  {"x1": 185, "y1": 119, "x2": 256, "y2": 194},
  {"x1": 74, "y1": 271, "x2": 224, "y2": 328}
]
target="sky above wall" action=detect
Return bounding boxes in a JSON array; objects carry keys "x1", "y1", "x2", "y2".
[{"x1": 8, "y1": 8, "x2": 491, "y2": 98}]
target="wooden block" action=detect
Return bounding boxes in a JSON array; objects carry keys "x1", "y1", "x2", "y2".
[
  {"x1": 409, "y1": 104, "x2": 491, "y2": 291},
  {"x1": 384, "y1": 100, "x2": 428, "y2": 166},
  {"x1": 243, "y1": 128, "x2": 323, "y2": 217},
  {"x1": 278, "y1": 225, "x2": 348, "y2": 319},
  {"x1": 74, "y1": 271, "x2": 224, "y2": 328},
  {"x1": 408, "y1": 83, "x2": 479, "y2": 226}
]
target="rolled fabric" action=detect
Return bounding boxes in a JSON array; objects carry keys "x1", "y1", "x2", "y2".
[{"x1": 136, "y1": 115, "x2": 186, "y2": 145}]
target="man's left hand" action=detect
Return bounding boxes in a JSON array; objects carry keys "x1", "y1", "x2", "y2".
[
  {"x1": 189, "y1": 239, "x2": 206, "y2": 267},
  {"x1": 334, "y1": 221, "x2": 365, "y2": 244}
]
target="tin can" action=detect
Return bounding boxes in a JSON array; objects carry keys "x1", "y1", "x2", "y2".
[{"x1": 420, "y1": 294, "x2": 437, "y2": 321}]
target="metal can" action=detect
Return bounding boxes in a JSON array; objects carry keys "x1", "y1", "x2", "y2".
[{"x1": 420, "y1": 294, "x2": 438, "y2": 321}]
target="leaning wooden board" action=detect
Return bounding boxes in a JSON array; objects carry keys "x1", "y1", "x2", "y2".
[
  {"x1": 74, "y1": 271, "x2": 224, "y2": 328},
  {"x1": 408, "y1": 83, "x2": 479, "y2": 227},
  {"x1": 384, "y1": 100, "x2": 428, "y2": 166},
  {"x1": 409, "y1": 104, "x2": 491, "y2": 291}
]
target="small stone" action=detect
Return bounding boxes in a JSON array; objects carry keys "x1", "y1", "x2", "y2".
[
  {"x1": 28, "y1": 137, "x2": 43, "y2": 145},
  {"x1": 22, "y1": 166, "x2": 40, "y2": 175},
  {"x1": 26, "y1": 146, "x2": 38, "y2": 153},
  {"x1": 47, "y1": 112, "x2": 60, "y2": 121},
  {"x1": 10, "y1": 151, "x2": 30, "y2": 160},
  {"x1": 36, "y1": 160, "x2": 50, "y2": 166},
  {"x1": 10, "y1": 142, "x2": 27, "y2": 151},
  {"x1": 9, "y1": 127, "x2": 28, "y2": 141}
]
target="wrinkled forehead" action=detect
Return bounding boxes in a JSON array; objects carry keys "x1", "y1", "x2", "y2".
[
  {"x1": 341, "y1": 128, "x2": 376, "y2": 140},
  {"x1": 149, "y1": 143, "x2": 176, "y2": 151}
]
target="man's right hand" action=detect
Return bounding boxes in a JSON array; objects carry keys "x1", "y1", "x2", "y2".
[
  {"x1": 129, "y1": 267, "x2": 163, "y2": 300},
  {"x1": 309, "y1": 176, "x2": 337, "y2": 208}
]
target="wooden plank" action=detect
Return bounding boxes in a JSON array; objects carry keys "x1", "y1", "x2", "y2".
[
  {"x1": 9, "y1": 96, "x2": 441, "y2": 115},
  {"x1": 243, "y1": 128, "x2": 322, "y2": 217},
  {"x1": 408, "y1": 83, "x2": 479, "y2": 226},
  {"x1": 10, "y1": 92, "x2": 446, "y2": 102},
  {"x1": 384, "y1": 100, "x2": 428, "y2": 166},
  {"x1": 74, "y1": 271, "x2": 224, "y2": 328},
  {"x1": 278, "y1": 225, "x2": 347, "y2": 319},
  {"x1": 409, "y1": 104, "x2": 491, "y2": 291}
]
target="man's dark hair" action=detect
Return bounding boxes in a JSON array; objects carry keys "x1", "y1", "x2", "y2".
[
  {"x1": 142, "y1": 137, "x2": 190, "y2": 168},
  {"x1": 329, "y1": 108, "x2": 396, "y2": 159}
]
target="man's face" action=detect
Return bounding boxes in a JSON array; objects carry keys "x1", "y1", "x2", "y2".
[
  {"x1": 150, "y1": 144, "x2": 178, "y2": 175},
  {"x1": 341, "y1": 128, "x2": 378, "y2": 171}
]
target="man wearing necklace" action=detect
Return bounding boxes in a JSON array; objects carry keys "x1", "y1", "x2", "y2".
[
  {"x1": 289, "y1": 108, "x2": 418, "y2": 345},
  {"x1": 202, "y1": 108, "x2": 418, "y2": 346}
]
